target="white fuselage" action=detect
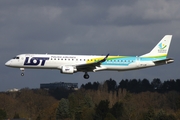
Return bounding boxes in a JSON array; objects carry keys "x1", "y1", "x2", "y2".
[{"x1": 5, "y1": 54, "x2": 156, "y2": 72}]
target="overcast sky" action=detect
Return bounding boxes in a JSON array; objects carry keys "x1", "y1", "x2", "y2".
[{"x1": 1, "y1": 0, "x2": 180, "y2": 91}]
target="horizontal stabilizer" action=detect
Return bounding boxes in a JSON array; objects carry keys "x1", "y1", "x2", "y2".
[{"x1": 153, "y1": 58, "x2": 174, "y2": 65}]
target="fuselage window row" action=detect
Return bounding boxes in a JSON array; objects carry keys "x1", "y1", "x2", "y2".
[{"x1": 49, "y1": 58, "x2": 134, "y2": 63}]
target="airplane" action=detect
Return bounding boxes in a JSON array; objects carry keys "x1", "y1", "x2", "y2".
[{"x1": 5, "y1": 35, "x2": 174, "y2": 79}]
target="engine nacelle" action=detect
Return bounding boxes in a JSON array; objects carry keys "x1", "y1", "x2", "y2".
[{"x1": 61, "y1": 66, "x2": 76, "y2": 74}]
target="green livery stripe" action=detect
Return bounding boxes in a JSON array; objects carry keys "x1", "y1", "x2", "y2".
[{"x1": 141, "y1": 54, "x2": 167, "y2": 58}]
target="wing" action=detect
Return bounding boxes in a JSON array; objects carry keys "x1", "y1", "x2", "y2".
[{"x1": 76, "y1": 54, "x2": 109, "y2": 72}]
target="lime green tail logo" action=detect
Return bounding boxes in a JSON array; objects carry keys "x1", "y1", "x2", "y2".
[{"x1": 158, "y1": 43, "x2": 167, "y2": 49}]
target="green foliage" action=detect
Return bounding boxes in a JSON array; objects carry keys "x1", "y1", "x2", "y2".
[
  {"x1": 2, "y1": 79, "x2": 180, "y2": 120},
  {"x1": 151, "y1": 78, "x2": 162, "y2": 90},
  {"x1": 36, "y1": 114, "x2": 41, "y2": 120},
  {"x1": 155, "y1": 110, "x2": 177, "y2": 120},
  {"x1": 13, "y1": 112, "x2": 20, "y2": 119},
  {"x1": 105, "y1": 78, "x2": 117, "y2": 92},
  {"x1": 81, "y1": 82, "x2": 100, "y2": 90},
  {"x1": 68, "y1": 90, "x2": 95, "y2": 120},
  {"x1": 82, "y1": 78, "x2": 180, "y2": 93},
  {"x1": 0, "y1": 109, "x2": 7, "y2": 120},
  {"x1": 143, "y1": 109, "x2": 177, "y2": 120},
  {"x1": 110, "y1": 102, "x2": 123, "y2": 119},
  {"x1": 56, "y1": 98, "x2": 70, "y2": 120},
  {"x1": 81, "y1": 108, "x2": 94, "y2": 120},
  {"x1": 104, "y1": 113, "x2": 116, "y2": 120},
  {"x1": 94, "y1": 100, "x2": 110, "y2": 120},
  {"x1": 165, "y1": 91, "x2": 180, "y2": 111},
  {"x1": 93, "y1": 100, "x2": 122, "y2": 120},
  {"x1": 143, "y1": 107, "x2": 155, "y2": 120},
  {"x1": 176, "y1": 96, "x2": 180, "y2": 110}
]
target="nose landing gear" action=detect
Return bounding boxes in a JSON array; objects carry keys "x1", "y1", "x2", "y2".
[
  {"x1": 20, "y1": 68, "x2": 25, "y2": 76},
  {"x1": 21, "y1": 73, "x2": 24, "y2": 76}
]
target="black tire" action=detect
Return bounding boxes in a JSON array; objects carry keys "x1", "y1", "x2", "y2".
[
  {"x1": 83, "y1": 74, "x2": 89, "y2": 79},
  {"x1": 21, "y1": 73, "x2": 24, "y2": 76}
]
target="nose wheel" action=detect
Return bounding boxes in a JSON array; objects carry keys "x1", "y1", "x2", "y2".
[
  {"x1": 20, "y1": 68, "x2": 25, "y2": 76},
  {"x1": 83, "y1": 72, "x2": 89, "y2": 79},
  {"x1": 21, "y1": 73, "x2": 24, "y2": 76}
]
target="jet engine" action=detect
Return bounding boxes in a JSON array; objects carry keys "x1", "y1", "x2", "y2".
[{"x1": 61, "y1": 66, "x2": 76, "y2": 74}]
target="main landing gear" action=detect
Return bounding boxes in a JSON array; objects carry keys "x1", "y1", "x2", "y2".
[
  {"x1": 83, "y1": 72, "x2": 89, "y2": 79},
  {"x1": 20, "y1": 68, "x2": 25, "y2": 76}
]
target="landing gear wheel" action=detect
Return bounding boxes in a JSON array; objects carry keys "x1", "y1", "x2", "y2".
[
  {"x1": 21, "y1": 73, "x2": 24, "y2": 76},
  {"x1": 20, "y1": 68, "x2": 25, "y2": 76},
  {"x1": 83, "y1": 73, "x2": 89, "y2": 79}
]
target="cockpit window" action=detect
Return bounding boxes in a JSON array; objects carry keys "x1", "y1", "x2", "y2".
[{"x1": 13, "y1": 57, "x2": 19, "y2": 59}]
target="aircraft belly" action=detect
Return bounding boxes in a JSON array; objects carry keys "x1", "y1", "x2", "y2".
[{"x1": 102, "y1": 63, "x2": 137, "y2": 71}]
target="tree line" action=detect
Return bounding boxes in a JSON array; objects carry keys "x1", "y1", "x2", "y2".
[
  {"x1": 81, "y1": 78, "x2": 180, "y2": 93},
  {"x1": 0, "y1": 78, "x2": 180, "y2": 119},
  {"x1": 56, "y1": 86, "x2": 179, "y2": 120}
]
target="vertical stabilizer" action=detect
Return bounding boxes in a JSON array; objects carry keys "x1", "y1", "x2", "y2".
[{"x1": 140, "y1": 35, "x2": 172, "y2": 58}]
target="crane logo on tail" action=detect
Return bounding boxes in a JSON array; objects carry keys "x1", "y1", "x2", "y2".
[
  {"x1": 158, "y1": 43, "x2": 167, "y2": 49},
  {"x1": 158, "y1": 42, "x2": 167, "y2": 53}
]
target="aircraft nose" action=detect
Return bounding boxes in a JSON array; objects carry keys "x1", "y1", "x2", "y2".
[{"x1": 5, "y1": 61, "x2": 11, "y2": 66}]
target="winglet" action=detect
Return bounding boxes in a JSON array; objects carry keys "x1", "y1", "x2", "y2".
[{"x1": 100, "y1": 54, "x2": 109, "y2": 62}]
